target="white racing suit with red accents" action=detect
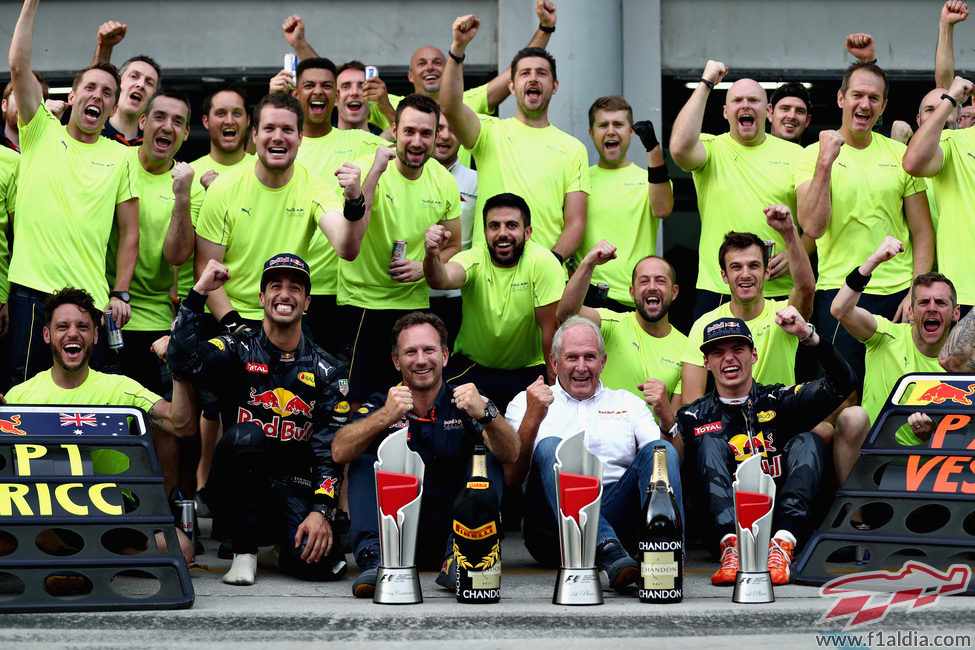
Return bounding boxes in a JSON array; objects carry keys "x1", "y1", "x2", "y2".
[
  {"x1": 167, "y1": 288, "x2": 350, "y2": 579},
  {"x1": 675, "y1": 337, "x2": 855, "y2": 547}
]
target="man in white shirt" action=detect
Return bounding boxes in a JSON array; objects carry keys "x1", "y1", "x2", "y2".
[{"x1": 505, "y1": 316, "x2": 683, "y2": 593}]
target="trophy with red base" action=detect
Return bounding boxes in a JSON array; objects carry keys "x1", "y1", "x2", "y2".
[
  {"x1": 373, "y1": 429, "x2": 425, "y2": 604},
  {"x1": 732, "y1": 454, "x2": 776, "y2": 604},
  {"x1": 552, "y1": 431, "x2": 604, "y2": 606}
]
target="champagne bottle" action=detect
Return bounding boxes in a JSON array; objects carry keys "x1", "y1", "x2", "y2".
[
  {"x1": 639, "y1": 446, "x2": 683, "y2": 603},
  {"x1": 452, "y1": 444, "x2": 501, "y2": 603}
]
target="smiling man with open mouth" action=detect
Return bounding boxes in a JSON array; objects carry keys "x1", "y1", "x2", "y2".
[
  {"x1": 830, "y1": 236, "x2": 959, "y2": 487},
  {"x1": 670, "y1": 60, "x2": 805, "y2": 321},
  {"x1": 680, "y1": 205, "x2": 816, "y2": 407}
]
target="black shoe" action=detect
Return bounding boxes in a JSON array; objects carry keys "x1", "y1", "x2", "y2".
[
  {"x1": 194, "y1": 491, "x2": 212, "y2": 519},
  {"x1": 596, "y1": 539, "x2": 639, "y2": 593},
  {"x1": 352, "y1": 547, "x2": 381, "y2": 598},
  {"x1": 217, "y1": 539, "x2": 233, "y2": 560},
  {"x1": 435, "y1": 554, "x2": 457, "y2": 591}
]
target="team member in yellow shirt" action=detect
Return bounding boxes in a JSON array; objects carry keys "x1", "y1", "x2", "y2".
[
  {"x1": 796, "y1": 61, "x2": 933, "y2": 387},
  {"x1": 558, "y1": 240, "x2": 685, "y2": 425},
  {"x1": 441, "y1": 13, "x2": 588, "y2": 266},
  {"x1": 680, "y1": 205, "x2": 815, "y2": 405},
  {"x1": 424, "y1": 193, "x2": 562, "y2": 410},
  {"x1": 830, "y1": 237, "x2": 957, "y2": 485},
  {"x1": 7, "y1": 0, "x2": 139, "y2": 386},
  {"x1": 903, "y1": 75, "x2": 975, "y2": 314},
  {"x1": 279, "y1": 2, "x2": 558, "y2": 143},
  {"x1": 195, "y1": 93, "x2": 378, "y2": 330},
  {"x1": 337, "y1": 95, "x2": 461, "y2": 402},
  {"x1": 580, "y1": 96, "x2": 672, "y2": 310},
  {"x1": 181, "y1": 85, "x2": 255, "y2": 301},
  {"x1": 670, "y1": 60, "x2": 803, "y2": 319},
  {"x1": 269, "y1": 57, "x2": 388, "y2": 356},
  {"x1": 107, "y1": 89, "x2": 202, "y2": 493}
]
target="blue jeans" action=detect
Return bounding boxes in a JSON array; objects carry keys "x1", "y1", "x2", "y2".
[{"x1": 523, "y1": 437, "x2": 684, "y2": 566}]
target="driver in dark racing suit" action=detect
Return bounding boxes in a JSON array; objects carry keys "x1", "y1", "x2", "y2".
[
  {"x1": 670, "y1": 310, "x2": 855, "y2": 586},
  {"x1": 168, "y1": 254, "x2": 349, "y2": 586}
]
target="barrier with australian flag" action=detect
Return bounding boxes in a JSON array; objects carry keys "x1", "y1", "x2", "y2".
[{"x1": 0, "y1": 405, "x2": 194, "y2": 611}]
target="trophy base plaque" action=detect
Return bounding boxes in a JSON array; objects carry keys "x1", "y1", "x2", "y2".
[
  {"x1": 553, "y1": 567, "x2": 603, "y2": 606},
  {"x1": 374, "y1": 566, "x2": 423, "y2": 604},
  {"x1": 732, "y1": 570, "x2": 774, "y2": 604}
]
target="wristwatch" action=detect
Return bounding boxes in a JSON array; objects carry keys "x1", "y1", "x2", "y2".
[
  {"x1": 109, "y1": 290, "x2": 130, "y2": 303},
  {"x1": 312, "y1": 503, "x2": 336, "y2": 522},
  {"x1": 477, "y1": 401, "x2": 499, "y2": 425}
]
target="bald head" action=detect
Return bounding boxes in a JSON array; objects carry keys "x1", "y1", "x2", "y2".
[
  {"x1": 723, "y1": 78, "x2": 768, "y2": 146},
  {"x1": 917, "y1": 88, "x2": 957, "y2": 128},
  {"x1": 408, "y1": 46, "x2": 447, "y2": 95}
]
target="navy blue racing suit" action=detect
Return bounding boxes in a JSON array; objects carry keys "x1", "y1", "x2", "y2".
[
  {"x1": 168, "y1": 289, "x2": 350, "y2": 580},
  {"x1": 676, "y1": 337, "x2": 855, "y2": 546}
]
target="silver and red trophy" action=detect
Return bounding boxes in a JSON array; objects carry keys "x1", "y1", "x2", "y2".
[
  {"x1": 732, "y1": 453, "x2": 776, "y2": 603},
  {"x1": 552, "y1": 431, "x2": 604, "y2": 606},
  {"x1": 373, "y1": 429, "x2": 425, "y2": 604}
]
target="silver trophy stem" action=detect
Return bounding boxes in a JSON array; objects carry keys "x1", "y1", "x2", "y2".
[
  {"x1": 552, "y1": 432, "x2": 604, "y2": 606},
  {"x1": 732, "y1": 455, "x2": 776, "y2": 604},
  {"x1": 373, "y1": 430, "x2": 425, "y2": 605}
]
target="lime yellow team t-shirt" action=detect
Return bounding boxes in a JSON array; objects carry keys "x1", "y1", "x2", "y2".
[
  {"x1": 296, "y1": 128, "x2": 386, "y2": 295},
  {"x1": 178, "y1": 153, "x2": 254, "y2": 297},
  {"x1": 578, "y1": 163, "x2": 669, "y2": 306},
  {"x1": 368, "y1": 84, "x2": 487, "y2": 168},
  {"x1": 196, "y1": 162, "x2": 341, "y2": 320},
  {"x1": 794, "y1": 134, "x2": 924, "y2": 294},
  {"x1": 929, "y1": 128, "x2": 975, "y2": 305},
  {"x1": 0, "y1": 146, "x2": 19, "y2": 303},
  {"x1": 107, "y1": 149, "x2": 204, "y2": 331},
  {"x1": 862, "y1": 316, "x2": 942, "y2": 424},
  {"x1": 11, "y1": 104, "x2": 138, "y2": 311},
  {"x1": 682, "y1": 298, "x2": 798, "y2": 387},
  {"x1": 338, "y1": 159, "x2": 461, "y2": 310},
  {"x1": 597, "y1": 308, "x2": 686, "y2": 404},
  {"x1": 469, "y1": 116, "x2": 590, "y2": 252},
  {"x1": 692, "y1": 133, "x2": 801, "y2": 298},
  {"x1": 6, "y1": 368, "x2": 161, "y2": 411},
  {"x1": 451, "y1": 240, "x2": 563, "y2": 369}
]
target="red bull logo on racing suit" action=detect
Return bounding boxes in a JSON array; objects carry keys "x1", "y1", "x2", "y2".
[{"x1": 239, "y1": 387, "x2": 316, "y2": 440}]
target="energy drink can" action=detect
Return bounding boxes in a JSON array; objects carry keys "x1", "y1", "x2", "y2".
[
  {"x1": 365, "y1": 65, "x2": 379, "y2": 80},
  {"x1": 104, "y1": 310, "x2": 123, "y2": 350},
  {"x1": 596, "y1": 282, "x2": 610, "y2": 301},
  {"x1": 175, "y1": 499, "x2": 196, "y2": 560},
  {"x1": 392, "y1": 240, "x2": 407, "y2": 262},
  {"x1": 284, "y1": 53, "x2": 297, "y2": 86},
  {"x1": 763, "y1": 240, "x2": 775, "y2": 261}
]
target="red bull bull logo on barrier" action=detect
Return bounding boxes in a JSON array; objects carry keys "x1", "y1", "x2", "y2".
[
  {"x1": 917, "y1": 382, "x2": 975, "y2": 405},
  {"x1": 900, "y1": 380, "x2": 975, "y2": 406},
  {"x1": 0, "y1": 414, "x2": 26, "y2": 435}
]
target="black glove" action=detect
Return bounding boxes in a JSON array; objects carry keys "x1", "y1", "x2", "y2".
[{"x1": 632, "y1": 120, "x2": 659, "y2": 151}]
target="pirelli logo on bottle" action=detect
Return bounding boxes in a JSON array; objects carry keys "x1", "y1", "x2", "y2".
[
  {"x1": 466, "y1": 480, "x2": 489, "y2": 490},
  {"x1": 453, "y1": 520, "x2": 497, "y2": 540}
]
